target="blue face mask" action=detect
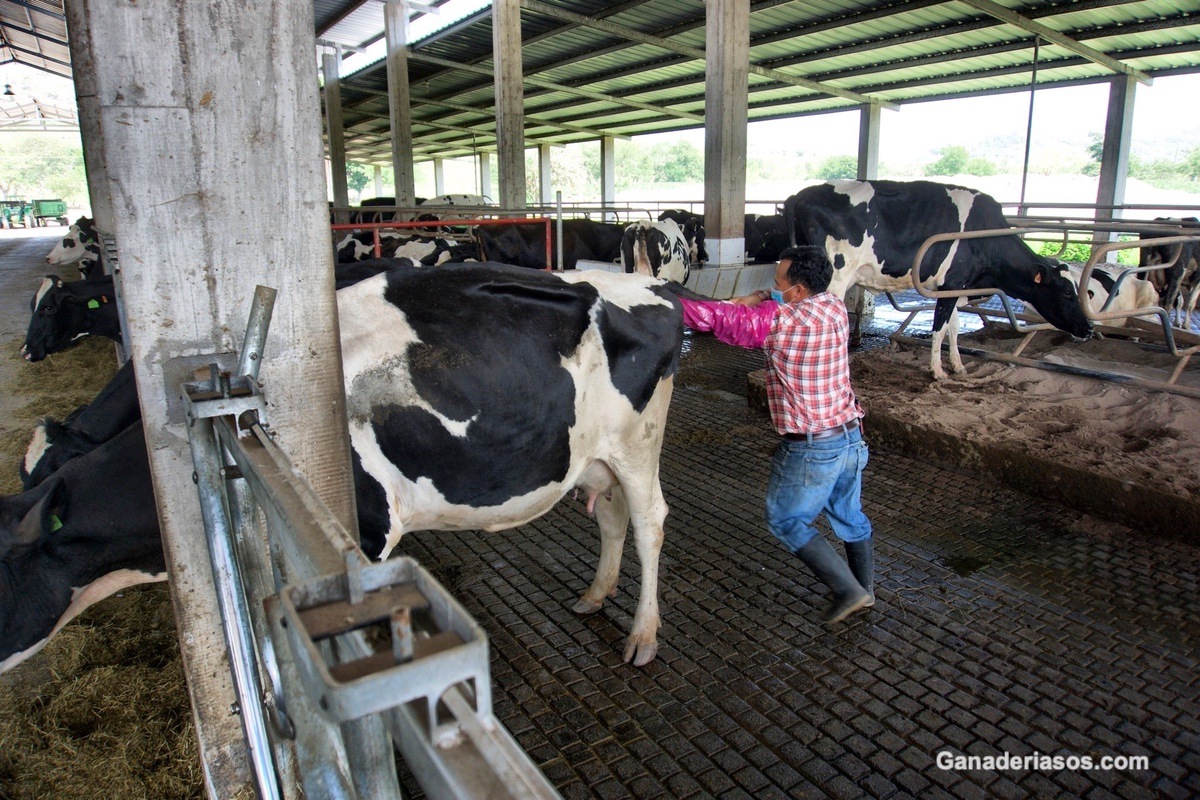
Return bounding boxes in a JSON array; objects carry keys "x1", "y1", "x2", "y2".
[{"x1": 769, "y1": 288, "x2": 786, "y2": 303}]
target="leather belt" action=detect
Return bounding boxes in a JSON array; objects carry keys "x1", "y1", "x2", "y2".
[{"x1": 782, "y1": 418, "x2": 860, "y2": 442}]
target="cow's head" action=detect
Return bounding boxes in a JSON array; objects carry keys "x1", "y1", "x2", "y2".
[
  {"x1": 682, "y1": 218, "x2": 707, "y2": 264},
  {"x1": 21, "y1": 276, "x2": 100, "y2": 362},
  {"x1": 45, "y1": 216, "x2": 96, "y2": 266},
  {"x1": 1027, "y1": 260, "x2": 1094, "y2": 340}
]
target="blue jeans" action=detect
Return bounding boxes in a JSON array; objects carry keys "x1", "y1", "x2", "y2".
[{"x1": 765, "y1": 427, "x2": 872, "y2": 552}]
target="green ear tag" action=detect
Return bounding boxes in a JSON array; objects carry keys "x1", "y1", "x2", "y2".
[
  {"x1": 49, "y1": 514, "x2": 63, "y2": 532},
  {"x1": 87, "y1": 299, "x2": 100, "y2": 309}
]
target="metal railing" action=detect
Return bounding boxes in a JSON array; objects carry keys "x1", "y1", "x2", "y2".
[{"x1": 183, "y1": 288, "x2": 562, "y2": 799}]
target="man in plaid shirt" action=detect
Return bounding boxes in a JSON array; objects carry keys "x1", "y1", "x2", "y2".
[{"x1": 684, "y1": 245, "x2": 873, "y2": 623}]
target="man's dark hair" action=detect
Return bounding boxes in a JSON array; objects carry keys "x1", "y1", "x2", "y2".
[{"x1": 779, "y1": 245, "x2": 833, "y2": 294}]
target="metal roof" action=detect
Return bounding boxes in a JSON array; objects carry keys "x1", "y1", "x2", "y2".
[
  {"x1": 0, "y1": 0, "x2": 70, "y2": 80},
  {"x1": 319, "y1": 0, "x2": 1200, "y2": 165},
  {"x1": 0, "y1": 95, "x2": 76, "y2": 131}
]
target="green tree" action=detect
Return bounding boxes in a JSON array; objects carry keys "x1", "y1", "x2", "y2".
[
  {"x1": 813, "y1": 154, "x2": 857, "y2": 180},
  {"x1": 1185, "y1": 145, "x2": 1200, "y2": 182},
  {"x1": 924, "y1": 145, "x2": 969, "y2": 177},
  {"x1": 654, "y1": 141, "x2": 703, "y2": 183},
  {"x1": 965, "y1": 156, "x2": 997, "y2": 176},
  {"x1": 0, "y1": 134, "x2": 86, "y2": 203},
  {"x1": 346, "y1": 162, "x2": 370, "y2": 202}
]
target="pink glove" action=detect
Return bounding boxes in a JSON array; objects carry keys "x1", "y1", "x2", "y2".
[{"x1": 680, "y1": 297, "x2": 777, "y2": 349}]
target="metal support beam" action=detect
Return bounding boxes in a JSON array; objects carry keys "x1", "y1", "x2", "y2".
[
  {"x1": 703, "y1": 0, "x2": 749, "y2": 267},
  {"x1": 1096, "y1": 74, "x2": 1136, "y2": 228},
  {"x1": 385, "y1": 0, "x2": 417, "y2": 205},
  {"x1": 956, "y1": 0, "x2": 1152, "y2": 85},
  {"x1": 323, "y1": 49, "x2": 350, "y2": 209}
]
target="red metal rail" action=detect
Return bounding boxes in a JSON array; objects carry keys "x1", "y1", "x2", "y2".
[{"x1": 330, "y1": 216, "x2": 554, "y2": 270}]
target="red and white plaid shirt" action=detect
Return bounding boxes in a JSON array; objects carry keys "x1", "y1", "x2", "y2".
[{"x1": 763, "y1": 291, "x2": 863, "y2": 435}]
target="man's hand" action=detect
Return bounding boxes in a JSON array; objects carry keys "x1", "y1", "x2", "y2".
[{"x1": 731, "y1": 289, "x2": 769, "y2": 307}]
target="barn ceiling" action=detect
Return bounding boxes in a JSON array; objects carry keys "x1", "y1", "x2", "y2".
[
  {"x1": 0, "y1": 0, "x2": 70, "y2": 80},
  {"x1": 317, "y1": 0, "x2": 1200, "y2": 166}
]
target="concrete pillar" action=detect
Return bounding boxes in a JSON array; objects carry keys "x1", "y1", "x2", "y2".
[
  {"x1": 71, "y1": 0, "x2": 357, "y2": 794},
  {"x1": 538, "y1": 143, "x2": 552, "y2": 206},
  {"x1": 433, "y1": 157, "x2": 445, "y2": 195},
  {"x1": 478, "y1": 151, "x2": 492, "y2": 200},
  {"x1": 385, "y1": 0, "x2": 416, "y2": 205},
  {"x1": 1096, "y1": 75, "x2": 1136, "y2": 225},
  {"x1": 323, "y1": 49, "x2": 349, "y2": 210},
  {"x1": 492, "y1": 0, "x2": 525, "y2": 209},
  {"x1": 857, "y1": 102, "x2": 881, "y2": 180},
  {"x1": 62, "y1": 0, "x2": 114, "y2": 230},
  {"x1": 373, "y1": 164, "x2": 383, "y2": 197},
  {"x1": 702, "y1": 0, "x2": 748, "y2": 266},
  {"x1": 600, "y1": 135, "x2": 615, "y2": 220}
]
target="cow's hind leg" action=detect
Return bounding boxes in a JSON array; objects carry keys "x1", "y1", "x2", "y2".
[
  {"x1": 616, "y1": 478, "x2": 667, "y2": 667},
  {"x1": 572, "y1": 486, "x2": 629, "y2": 616}
]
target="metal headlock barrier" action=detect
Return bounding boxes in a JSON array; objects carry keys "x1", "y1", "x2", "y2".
[
  {"x1": 182, "y1": 286, "x2": 562, "y2": 799},
  {"x1": 886, "y1": 220, "x2": 1200, "y2": 399}
]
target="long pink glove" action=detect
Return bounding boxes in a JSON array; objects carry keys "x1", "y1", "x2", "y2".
[{"x1": 679, "y1": 297, "x2": 778, "y2": 350}]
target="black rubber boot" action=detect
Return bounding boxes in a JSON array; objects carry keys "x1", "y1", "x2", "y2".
[
  {"x1": 795, "y1": 536, "x2": 871, "y2": 624},
  {"x1": 845, "y1": 539, "x2": 874, "y2": 608}
]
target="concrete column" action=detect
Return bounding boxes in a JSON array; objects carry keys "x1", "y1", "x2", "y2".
[
  {"x1": 62, "y1": 0, "x2": 114, "y2": 230},
  {"x1": 478, "y1": 151, "x2": 492, "y2": 200},
  {"x1": 702, "y1": 0, "x2": 748, "y2": 266},
  {"x1": 433, "y1": 157, "x2": 445, "y2": 195},
  {"x1": 373, "y1": 164, "x2": 383, "y2": 197},
  {"x1": 73, "y1": 0, "x2": 356, "y2": 794},
  {"x1": 857, "y1": 102, "x2": 881, "y2": 180},
  {"x1": 538, "y1": 143, "x2": 552, "y2": 206},
  {"x1": 323, "y1": 49, "x2": 349, "y2": 210},
  {"x1": 1096, "y1": 75, "x2": 1136, "y2": 224},
  {"x1": 600, "y1": 135, "x2": 615, "y2": 220},
  {"x1": 385, "y1": 0, "x2": 416, "y2": 205},
  {"x1": 492, "y1": 0, "x2": 525, "y2": 209}
]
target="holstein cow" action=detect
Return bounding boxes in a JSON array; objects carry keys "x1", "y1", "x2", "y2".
[
  {"x1": 22, "y1": 274, "x2": 123, "y2": 361},
  {"x1": 22, "y1": 360, "x2": 141, "y2": 489},
  {"x1": 0, "y1": 422, "x2": 166, "y2": 673},
  {"x1": 1062, "y1": 262, "x2": 1160, "y2": 327},
  {"x1": 341, "y1": 262, "x2": 682, "y2": 665},
  {"x1": 1138, "y1": 217, "x2": 1200, "y2": 325},
  {"x1": 45, "y1": 216, "x2": 102, "y2": 279},
  {"x1": 336, "y1": 232, "x2": 468, "y2": 265},
  {"x1": 622, "y1": 219, "x2": 692, "y2": 284},
  {"x1": 656, "y1": 210, "x2": 709, "y2": 264},
  {"x1": 475, "y1": 219, "x2": 626, "y2": 270},
  {"x1": 783, "y1": 180, "x2": 1093, "y2": 379}
]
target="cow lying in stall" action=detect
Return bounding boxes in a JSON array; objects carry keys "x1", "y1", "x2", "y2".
[
  {"x1": 783, "y1": 179, "x2": 1093, "y2": 380},
  {"x1": 2, "y1": 261, "x2": 684, "y2": 672},
  {"x1": 45, "y1": 216, "x2": 103, "y2": 279},
  {"x1": 334, "y1": 231, "x2": 475, "y2": 264}
]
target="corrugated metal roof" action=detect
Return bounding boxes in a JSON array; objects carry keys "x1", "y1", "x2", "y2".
[{"x1": 0, "y1": 0, "x2": 70, "y2": 80}]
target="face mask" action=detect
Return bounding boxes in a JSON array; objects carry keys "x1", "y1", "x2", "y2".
[{"x1": 769, "y1": 288, "x2": 786, "y2": 303}]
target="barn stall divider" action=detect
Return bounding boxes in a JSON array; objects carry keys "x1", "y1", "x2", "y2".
[
  {"x1": 181, "y1": 286, "x2": 561, "y2": 800},
  {"x1": 886, "y1": 221, "x2": 1200, "y2": 398}
]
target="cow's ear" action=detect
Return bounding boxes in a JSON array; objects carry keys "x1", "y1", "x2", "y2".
[{"x1": 14, "y1": 478, "x2": 68, "y2": 544}]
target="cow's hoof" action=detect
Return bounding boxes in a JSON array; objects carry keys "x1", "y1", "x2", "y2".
[
  {"x1": 623, "y1": 638, "x2": 657, "y2": 667},
  {"x1": 572, "y1": 597, "x2": 604, "y2": 615}
]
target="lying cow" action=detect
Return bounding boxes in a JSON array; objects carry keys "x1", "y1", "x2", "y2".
[
  {"x1": 335, "y1": 231, "x2": 468, "y2": 265},
  {"x1": 1, "y1": 422, "x2": 166, "y2": 673},
  {"x1": 4, "y1": 262, "x2": 683, "y2": 671},
  {"x1": 1064, "y1": 262, "x2": 1160, "y2": 326},
  {"x1": 45, "y1": 216, "x2": 102, "y2": 279},
  {"x1": 783, "y1": 180, "x2": 1093, "y2": 379},
  {"x1": 22, "y1": 274, "x2": 123, "y2": 362},
  {"x1": 21, "y1": 360, "x2": 141, "y2": 489},
  {"x1": 622, "y1": 219, "x2": 692, "y2": 283}
]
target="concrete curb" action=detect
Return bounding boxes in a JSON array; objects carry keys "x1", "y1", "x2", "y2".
[{"x1": 747, "y1": 369, "x2": 1200, "y2": 539}]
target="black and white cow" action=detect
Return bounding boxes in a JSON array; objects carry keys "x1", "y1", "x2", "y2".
[
  {"x1": 5, "y1": 263, "x2": 684, "y2": 670},
  {"x1": 475, "y1": 219, "x2": 626, "y2": 270},
  {"x1": 1138, "y1": 217, "x2": 1199, "y2": 325},
  {"x1": 1061, "y1": 262, "x2": 1160, "y2": 326},
  {"x1": 746, "y1": 214, "x2": 789, "y2": 263},
  {"x1": 783, "y1": 180, "x2": 1093, "y2": 379},
  {"x1": 0, "y1": 422, "x2": 166, "y2": 673},
  {"x1": 656, "y1": 210, "x2": 708, "y2": 264},
  {"x1": 21, "y1": 360, "x2": 141, "y2": 490},
  {"x1": 45, "y1": 216, "x2": 102, "y2": 279},
  {"x1": 341, "y1": 262, "x2": 682, "y2": 665},
  {"x1": 622, "y1": 220, "x2": 692, "y2": 284},
  {"x1": 22, "y1": 274, "x2": 123, "y2": 362},
  {"x1": 335, "y1": 232, "x2": 467, "y2": 265}
]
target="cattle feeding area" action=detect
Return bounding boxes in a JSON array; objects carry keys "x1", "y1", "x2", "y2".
[{"x1": 1, "y1": 225, "x2": 1198, "y2": 798}]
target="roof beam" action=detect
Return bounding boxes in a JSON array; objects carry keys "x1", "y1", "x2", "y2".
[
  {"x1": 407, "y1": 50, "x2": 705, "y2": 122},
  {"x1": 0, "y1": 0, "x2": 65, "y2": 21},
  {"x1": 519, "y1": 0, "x2": 895, "y2": 109},
  {"x1": 955, "y1": 0, "x2": 1152, "y2": 85}
]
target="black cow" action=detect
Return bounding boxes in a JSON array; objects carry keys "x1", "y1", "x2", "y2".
[
  {"x1": 22, "y1": 275, "x2": 123, "y2": 362},
  {"x1": 1138, "y1": 217, "x2": 1199, "y2": 324},
  {"x1": 342, "y1": 262, "x2": 681, "y2": 665},
  {"x1": 21, "y1": 360, "x2": 141, "y2": 490},
  {"x1": 783, "y1": 179, "x2": 1093, "y2": 379},
  {"x1": 0, "y1": 423, "x2": 166, "y2": 673},
  {"x1": 45, "y1": 216, "x2": 102, "y2": 279},
  {"x1": 475, "y1": 219, "x2": 626, "y2": 270},
  {"x1": 747, "y1": 214, "x2": 789, "y2": 263}
]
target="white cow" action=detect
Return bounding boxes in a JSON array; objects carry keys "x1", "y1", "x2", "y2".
[{"x1": 621, "y1": 219, "x2": 692, "y2": 284}]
